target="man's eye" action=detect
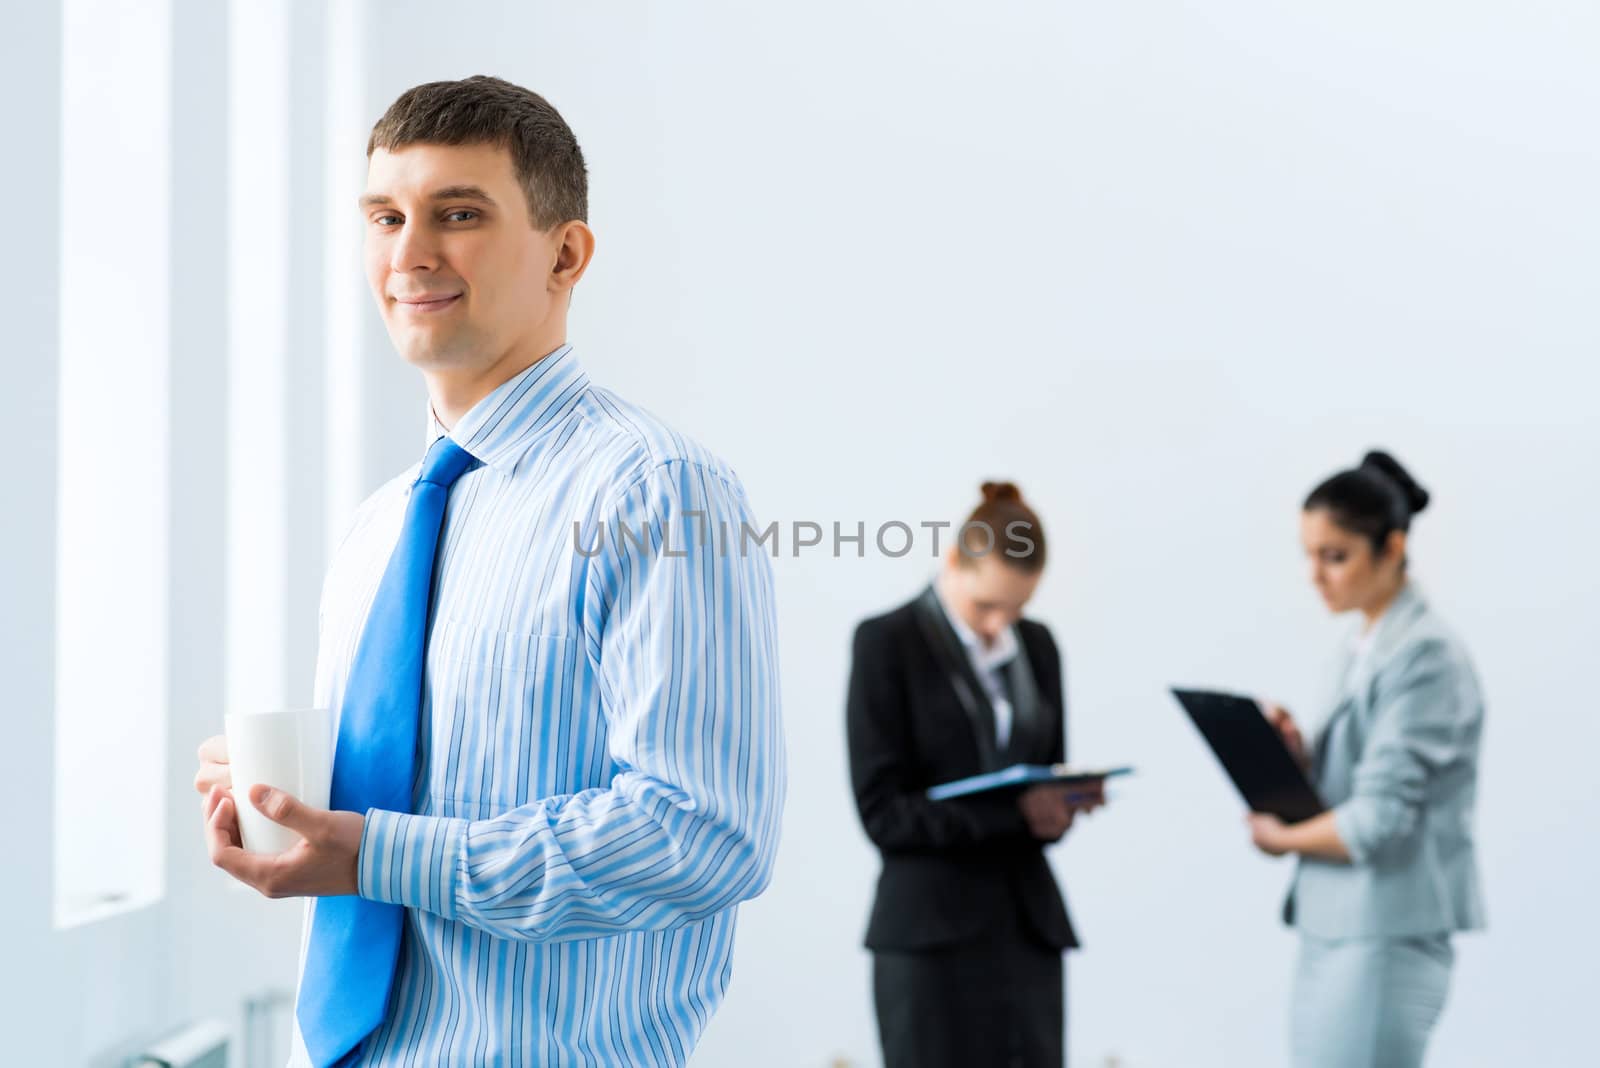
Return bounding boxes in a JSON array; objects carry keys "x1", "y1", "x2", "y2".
[
  {"x1": 445, "y1": 209, "x2": 479, "y2": 222},
  {"x1": 374, "y1": 214, "x2": 402, "y2": 226}
]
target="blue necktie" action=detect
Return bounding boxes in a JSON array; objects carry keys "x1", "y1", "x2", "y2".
[{"x1": 297, "y1": 435, "x2": 479, "y2": 1068}]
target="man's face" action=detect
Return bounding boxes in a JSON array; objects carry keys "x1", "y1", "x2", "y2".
[{"x1": 362, "y1": 142, "x2": 557, "y2": 375}]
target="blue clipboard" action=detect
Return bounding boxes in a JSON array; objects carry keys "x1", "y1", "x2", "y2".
[{"x1": 927, "y1": 763, "x2": 1134, "y2": 801}]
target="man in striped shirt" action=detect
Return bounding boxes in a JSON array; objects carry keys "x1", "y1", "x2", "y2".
[{"x1": 195, "y1": 76, "x2": 786, "y2": 1066}]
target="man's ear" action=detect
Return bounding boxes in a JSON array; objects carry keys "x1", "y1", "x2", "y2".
[{"x1": 549, "y1": 220, "x2": 596, "y2": 294}]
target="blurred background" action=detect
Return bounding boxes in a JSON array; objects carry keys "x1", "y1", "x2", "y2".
[{"x1": 6, "y1": 1, "x2": 1598, "y2": 1064}]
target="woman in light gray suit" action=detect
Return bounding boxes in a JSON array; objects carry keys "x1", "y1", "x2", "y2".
[{"x1": 1248, "y1": 450, "x2": 1485, "y2": 1068}]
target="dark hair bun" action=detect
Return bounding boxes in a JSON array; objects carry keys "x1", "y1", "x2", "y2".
[
  {"x1": 1360, "y1": 450, "x2": 1430, "y2": 515},
  {"x1": 980, "y1": 480, "x2": 1022, "y2": 504}
]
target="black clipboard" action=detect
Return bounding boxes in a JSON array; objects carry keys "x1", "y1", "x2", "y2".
[{"x1": 1171, "y1": 688, "x2": 1326, "y2": 823}]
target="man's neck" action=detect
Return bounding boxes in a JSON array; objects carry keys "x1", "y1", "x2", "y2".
[{"x1": 426, "y1": 339, "x2": 566, "y2": 430}]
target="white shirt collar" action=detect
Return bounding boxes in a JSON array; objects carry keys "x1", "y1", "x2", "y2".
[{"x1": 420, "y1": 344, "x2": 584, "y2": 470}]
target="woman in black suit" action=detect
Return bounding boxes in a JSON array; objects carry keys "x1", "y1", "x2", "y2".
[{"x1": 847, "y1": 482, "x2": 1100, "y2": 1068}]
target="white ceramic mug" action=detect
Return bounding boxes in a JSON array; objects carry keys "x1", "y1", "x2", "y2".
[{"x1": 223, "y1": 707, "x2": 333, "y2": 854}]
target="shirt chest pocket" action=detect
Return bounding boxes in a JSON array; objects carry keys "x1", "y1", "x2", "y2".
[{"x1": 423, "y1": 618, "x2": 588, "y2": 816}]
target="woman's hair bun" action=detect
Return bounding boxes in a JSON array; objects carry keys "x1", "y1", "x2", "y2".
[
  {"x1": 1359, "y1": 450, "x2": 1430, "y2": 515},
  {"x1": 963, "y1": 480, "x2": 1046, "y2": 571},
  {"x1": 980, "y1": 480, "x2": 1022, "y2": 503}
]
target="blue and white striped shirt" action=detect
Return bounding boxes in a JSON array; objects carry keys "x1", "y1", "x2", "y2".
[{"x1": 289, "y1": 345, "x2": 786, "y2": 1066}]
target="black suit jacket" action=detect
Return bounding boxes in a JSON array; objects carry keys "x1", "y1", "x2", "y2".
[{"x1": 847, "y1": 588, "x2": 1079, "y2": 953}]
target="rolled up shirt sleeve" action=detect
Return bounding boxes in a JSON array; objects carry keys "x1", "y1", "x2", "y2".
[
  {"x1": 357, "y1": 459, "x2": 786, "y2": 942},
  {"x1": 1332, "y1": 638, "x2": 1468, "y2": 865}
]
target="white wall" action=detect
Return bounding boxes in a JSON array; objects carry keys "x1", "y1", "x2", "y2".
[{"x1": 360, "y1": 3, "x2": 1600, "y2": 1065}]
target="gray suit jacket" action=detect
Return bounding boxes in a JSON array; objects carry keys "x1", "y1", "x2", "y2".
[{"x1": 1285, "y1": 583, "x2": 1488, "y2": 939}]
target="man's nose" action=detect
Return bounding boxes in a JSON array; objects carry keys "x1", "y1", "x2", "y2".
[{"x1": 390, "y1": 221, "x2": 440, "y2": 274}]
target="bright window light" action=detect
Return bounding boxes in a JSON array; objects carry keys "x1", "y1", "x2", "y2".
[
  {"x1": 225, "y1": 0, "x2": 291, "y2": 718},
  {"x1": 54, "y1": 0, "x2": 173, "y2": 928}
]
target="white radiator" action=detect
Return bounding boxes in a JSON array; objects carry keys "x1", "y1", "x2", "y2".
[
  {"x1": 242, "y1": 988, "x2": 295, "y2": 1068},
  {"x1": 129, "y1": 1019, "x2": 228, "y2": 1068}
]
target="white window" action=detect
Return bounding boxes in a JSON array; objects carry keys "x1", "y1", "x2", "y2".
[
  {"x1": 54, "y1": 0, "x2": 173, "y2": 927},
  {"x1": 225, "y1": 0, "x2": 292, "y2": 718}
]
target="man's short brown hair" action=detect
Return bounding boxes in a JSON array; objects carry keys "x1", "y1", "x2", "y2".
[{"x1": 368, "y1": 75, "x2": 587, "y2": 229}]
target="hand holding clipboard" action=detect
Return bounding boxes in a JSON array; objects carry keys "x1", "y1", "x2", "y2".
[{"x1": 1171, "y1": 688, "x2": 1326, "y2": 824}]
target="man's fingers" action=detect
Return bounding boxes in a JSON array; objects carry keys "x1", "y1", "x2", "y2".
[
  {"x1": 202, "y1": 782, "x2": 230, "y2": 824},
  {"x1": 195, "y1": 735, "x2": 232, "y2": 796},
  {"x1": 194, "y1": 765, "x2": 232, "y2": 796},
  {"x1": 203, "y1": 785, "x2": 324, "y2": 899},
  {"x1": 207, "y1": 792, "x2": 281, "y2": 886},
  {"x1": 205, "y1": 788, "x2": 242, "y2": 861},
  {"x1": 248, "y1": 786, "x2": 318, "y2": 836},
  {"x1": 197, "y1": 735, "x2": 229, "y2": 764}
]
